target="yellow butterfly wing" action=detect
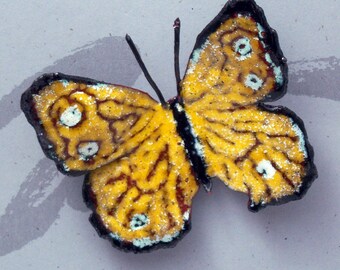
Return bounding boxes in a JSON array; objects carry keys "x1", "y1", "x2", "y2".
[
  {"x1": 187, "y1": 103, "x2": 316, "y2": 210},
  {"x1": 180, "y1": 0, "x2": 317, "y2": 210},
  {"x1": 83, "y1": 105, "x2": 198, "y2": 251},
  {"x1": 181, "y1": 1, "x2": 286, "y2": 109},
  {"x1": 21, "y1": 73, "x2": 199, "y2": 251},
  {"x1": 22, "y1": 73, "x2": 160, "y2": 174}
]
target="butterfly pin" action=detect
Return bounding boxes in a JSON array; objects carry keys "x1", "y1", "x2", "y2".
[{"x1": 21, "y1": 0, "x2": 317, "y2": 253}]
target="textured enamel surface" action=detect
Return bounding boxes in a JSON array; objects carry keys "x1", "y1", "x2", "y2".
[
  {"x1": 30, "y1": 79, "x2": 159, "y2": 172},
  {"x1": 180, "y1": 2, "x2": 316, "y2": 210},
  {"x1": 85, "y1": 104, "x2": 198, "y2": 251},
  {"x1": 181, "y1": 15, "x2": 285, "y2": 109},
  {"x1": 184, "y1": 105, "x2": 312, "y2": 208}
]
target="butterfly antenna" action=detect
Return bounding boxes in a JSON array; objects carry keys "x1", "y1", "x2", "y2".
[
  {"x1": 125, "y1": 34, "x2": 167, "y2": 107},
  {"x1": 174, "y1": 18, "x2": 181, "y2": 95}
]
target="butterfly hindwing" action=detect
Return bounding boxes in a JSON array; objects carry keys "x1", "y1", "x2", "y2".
[
  {"x1": 83, "y1": 105, "x2": 199, "y2": 252},
  {"x1": 187, "y1": 103, "x2": 316, "y2": 210},
  {"x1": 180, "y1": 0, "x2": 317, "y2": 210}
]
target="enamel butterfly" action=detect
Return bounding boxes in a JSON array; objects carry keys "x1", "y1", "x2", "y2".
[{"x1": 21, "y1": 0, "x2": 317, "y2": 253}]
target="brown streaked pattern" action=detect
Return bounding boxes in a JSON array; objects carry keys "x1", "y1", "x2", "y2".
[
  {"x1": 186, "y1": 104, "x2": 308, "y2": 207},
  {"x1": 87, "y1": 108, "x2": 198, "y2": 248},
  {"x1": 181, "y1": 15, "x2": 283, "y2": 110},
  {"x1": 32, "y1": 80, "x2": 159, "y2": 172},
  {"x1": 179, "y1": 11, "x2": 313, "y2": 209}
]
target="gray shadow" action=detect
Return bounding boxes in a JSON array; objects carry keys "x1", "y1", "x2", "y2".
[
  {"x1": 289, "y1": 56, "x2": 340, "y2": 100},
  {"x1": 0, "y1": 158, "x2": 84, "y2": 256}
]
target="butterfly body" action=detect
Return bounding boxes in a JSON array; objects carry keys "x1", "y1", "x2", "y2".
[
  {"x1": 170, "y1": 99, "x2": 212, "y2": 191},
  {"x1": 21, "y1": 0, "x2": 317, "y2": 253}
]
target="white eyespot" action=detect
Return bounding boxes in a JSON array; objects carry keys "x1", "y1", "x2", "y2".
[
  {"x1": 245, "y1": 74, "x2": 263, "y2": 91},
  {"x1": 130, "y1": 214, "x2": 149, "y2": 231},
  {"x1": 233, "y1": 37, "x2": 252, "y2": 60},
  {"x1": 256, "y1": 160, "x2": 276, "y2": 179},
  {"x1": 78, "y1": 142, "x2": 99, "y2": 160},
  {"x1": 60, "y1": 105, "x2": 82, "y2": 127}
]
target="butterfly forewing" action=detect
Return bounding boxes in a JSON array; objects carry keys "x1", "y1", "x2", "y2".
[
  {"x1": 181, "y1": 5, "x2": 286, "y2": 109},
  {"x1": 21, "y1": 73, "x2": 159, "y2": 174},
  {"x1": 180, "y1": 0, "x2": 316, "y2": 210}
]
